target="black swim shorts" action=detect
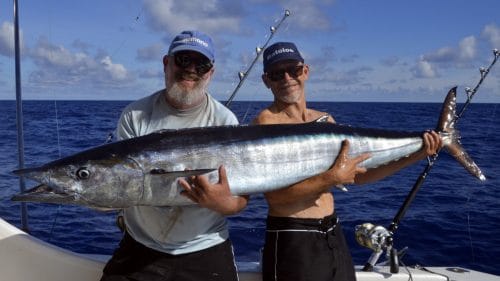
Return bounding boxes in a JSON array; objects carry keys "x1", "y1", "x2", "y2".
[
  {"x1": 100, "y1": 232, "x2": 238, "y2": 281},
  {"x1": 262, "y1": 213, "x2": 356, "y2": 281}
]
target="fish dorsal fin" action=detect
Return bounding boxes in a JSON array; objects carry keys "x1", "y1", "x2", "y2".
[
  {"x1": 314, "y1": 114, "x2": 330, "y2": 123},
  {"x1": 149, "y1": 168, "x2": 216, "y2": 178}
]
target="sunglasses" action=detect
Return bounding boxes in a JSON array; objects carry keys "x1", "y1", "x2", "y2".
[
  {"x1": 266, "y1": 65, "x2": 304, "y2": 82},
  {"x1": 173, "y1": 52, "x2": 213, "y2": 75}
]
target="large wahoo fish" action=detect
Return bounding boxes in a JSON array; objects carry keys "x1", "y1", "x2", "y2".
[{"x1": 12, "y1": 88, "x2": 485, "y2": 208}]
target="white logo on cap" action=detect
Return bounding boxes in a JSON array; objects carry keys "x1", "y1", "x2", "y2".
[
  {"x1": 266, "y1": 47, "x2": 295, "y2": 60},
  {"x1": 175, "y1": 37, "x2": 209, "y2": 47}
]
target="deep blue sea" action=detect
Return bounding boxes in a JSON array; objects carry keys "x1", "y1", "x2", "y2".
[{"x1": 0, "y1": 100, "x2": 499, "y2": 275}]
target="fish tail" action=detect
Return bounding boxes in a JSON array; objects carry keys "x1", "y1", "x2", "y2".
[{"x1": 436, "y1": 87, "x2": 486, "y2": 181}]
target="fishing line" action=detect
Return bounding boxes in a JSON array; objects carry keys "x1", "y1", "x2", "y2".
[
  {"x1": 43, "y1": 1, "x2": 64, "y2": 243},
  {"x1": 47, "y1": 95, "x2": 63, "y2": 244},
  {"x1": 102, "y1": 3, "x2": 144, "y2": 143},
  {"x1": 466, "y1": 208, "x2": 476, "y2": 264},
  {"x1": 241, "y1": 104, "x2": 253, "y2": 124},
  {"x1": 53, "y1": 101, "x2": 62, "y2": 158},
  {"x1": 109, "y1": 3, "x2": 144, "y2": 59}
]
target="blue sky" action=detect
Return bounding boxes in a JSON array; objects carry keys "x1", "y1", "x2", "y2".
[{"x1": 0, "y1": 0, "x2": 499, "y2": 102}]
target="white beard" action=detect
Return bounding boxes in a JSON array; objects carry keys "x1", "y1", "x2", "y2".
[{"x1": 165, "y1": 77, "x2": 209, "y2": 107}]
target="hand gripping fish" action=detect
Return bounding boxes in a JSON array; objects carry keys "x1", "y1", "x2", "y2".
[{"x1": 12, "y1": 88, "x2": 485, "y2": 208}]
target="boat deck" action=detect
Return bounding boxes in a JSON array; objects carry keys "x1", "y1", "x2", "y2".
[{"x1": 1, "y1": 218, "x2": 498, "y2": 281}]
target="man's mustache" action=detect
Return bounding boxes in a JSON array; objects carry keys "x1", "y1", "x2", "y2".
[{"x1": 175, "y1": 70, "x2": 201, "y2": 82}]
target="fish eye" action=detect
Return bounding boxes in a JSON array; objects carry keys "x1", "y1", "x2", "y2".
[{"x1": 76, "y1": 167, "x2": 91, "y2": 180}]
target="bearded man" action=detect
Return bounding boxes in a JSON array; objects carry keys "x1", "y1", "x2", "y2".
[{"x1": 100, "y1": 30, "x2": 248, "y2": 281}]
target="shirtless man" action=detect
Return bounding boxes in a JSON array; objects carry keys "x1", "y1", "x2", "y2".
[{"x1": 253, "y1": 42, "x2": 442, "y2": 281}]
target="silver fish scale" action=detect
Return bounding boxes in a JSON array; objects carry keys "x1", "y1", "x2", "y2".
[
  {"x1": 136, "y1": 132, "x2": 423, "y2": 199},
  {"x1": 226, "y1": 134, "x2": 336, "y2": 194},
  {"x1": 227, "y1": 133, "x2": 422, "y2": 195},
  {"x1": 347, "y1": 135, "x2": 423, "y2": 169}
]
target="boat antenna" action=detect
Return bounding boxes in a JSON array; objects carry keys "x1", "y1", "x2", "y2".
[
  {"x1": 13, "y1": 0, "x2": 29, "y2": 233},
  {"x1": 225, "y1": 9, "x2": 291, "y2": 108},
  {"x1": 355, "y1": 49, "x2": 500, "y2": 273}
]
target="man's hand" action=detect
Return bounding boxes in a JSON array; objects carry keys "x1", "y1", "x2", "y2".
[
  {"x1": 321, "y1": 140, "x2": 371, "y2": 185},
  {"x1": 178, "y1": 165, "x2": 247, "y2": 215},
  {"x1": 422, "y1": 130, "x2": 442, "y2": 156}
]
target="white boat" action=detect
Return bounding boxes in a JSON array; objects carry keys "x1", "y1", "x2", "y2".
[{"x1": 1, "y1": 217, "x2": 498, "y2": 281}]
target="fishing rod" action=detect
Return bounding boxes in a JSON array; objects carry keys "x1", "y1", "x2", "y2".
[
  {"x1": 356, "y1": 48, "x2": 500, "y2": 273},
  {"x1": 225, "y1": 10, "x2": 290, "y2": 108},
  {"x1": 13, "y1": 0, "x2": 29, "y2": 233}
]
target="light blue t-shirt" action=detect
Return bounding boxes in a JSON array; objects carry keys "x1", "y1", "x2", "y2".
[{"x1": 116, "y1": 90, "x2": 239, "y2": 254}]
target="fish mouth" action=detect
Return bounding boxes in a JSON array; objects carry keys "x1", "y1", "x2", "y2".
[{"x1": 11, "y1": 184, "x2": 76, "y2": 204}]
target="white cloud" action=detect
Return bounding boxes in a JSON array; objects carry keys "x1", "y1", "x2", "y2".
[
  {"x1": 481, "y1": 23, "x2": 500, "y2": 48},
  {"x1": 414, "y1": 34, "x2": 480, "y2": 79},
  {"x1": 0, "y1": 21, "x2": 22, "y2": 57},
  {"x1": 101, "y1": 56, "x2": 128, "y2": 80},
  {"x1": 283, "y1": 1, "x2": 331, "y2": 31},
  {"x1": 28, "y1": 37, "x2": 131, "y2": 86},
  {"x1": 422, "y1": 46, "x2": 456, "y2": 63},
  {"x1": 31, "y1": 38, "x2": 93, "y2": 68},
  {"x1": 413, "y1": 57, "x2": 437, "y2": 78},
  {"x1": 421, "y1": 36, "x2": 477, "y2": 65},
  {"x1": 458, "y1": 36, "x2": 476, "y2": 60},
  {"x1": 143, "y1": 0, "x2": 242, "y2": 34}
]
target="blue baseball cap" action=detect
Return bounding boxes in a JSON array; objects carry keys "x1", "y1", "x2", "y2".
[
  {"x1": 168, "y1": 30, "x2": 215, "y2": 62},
  {"x1": 263, "y1": 42, "x2": 304, "y2": 72}
]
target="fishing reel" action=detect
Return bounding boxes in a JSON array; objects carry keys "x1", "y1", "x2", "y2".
[
  {"x1": 355, "y1": 223, "x2": 400, "y2": 273},
  {"x1": 355, "y1": 223, "x2": 392, "y2": 252}
]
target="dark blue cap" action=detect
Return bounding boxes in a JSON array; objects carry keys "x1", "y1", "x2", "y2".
[
  {"x1": 168, "y1": 30, "x2": 215, "y2": 62},
  {"x1": 263, "y1": 42, "x2": 304, "y2": 72}
]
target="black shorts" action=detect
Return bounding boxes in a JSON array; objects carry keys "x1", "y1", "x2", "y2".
[
  {"x1": 262, "y1": 213, "x2": 356, "y2": 281},
  {"x1": 101, "y1": 232, "x2": 238, "y2": 281}
]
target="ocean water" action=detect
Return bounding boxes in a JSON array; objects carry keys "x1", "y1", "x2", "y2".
[{"x1": 0, "y1": 100, "x2": 499, "y2": 275}]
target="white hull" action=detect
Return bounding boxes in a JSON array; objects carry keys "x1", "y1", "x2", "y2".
[{"x1": 1, "y1": 218, "x2": 498, "y2": 281}]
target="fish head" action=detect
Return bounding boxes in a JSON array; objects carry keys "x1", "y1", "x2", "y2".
[{"x1": 12, "y1": 152, "x2": 145, "y2": 208}]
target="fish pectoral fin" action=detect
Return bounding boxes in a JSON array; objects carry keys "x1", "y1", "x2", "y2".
[
  {"x1": 149, "y1": 168, "x2": 217, "y2": 178},
  {"x1": 313, "y1": 114, "x2": 330, "y2": 123},
  {"x1": 335, "y1": 184, "x2": 349, "y2": 192},
  {"x1": 89, "y1": 206, "x2": 120, "y2": 212}
]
